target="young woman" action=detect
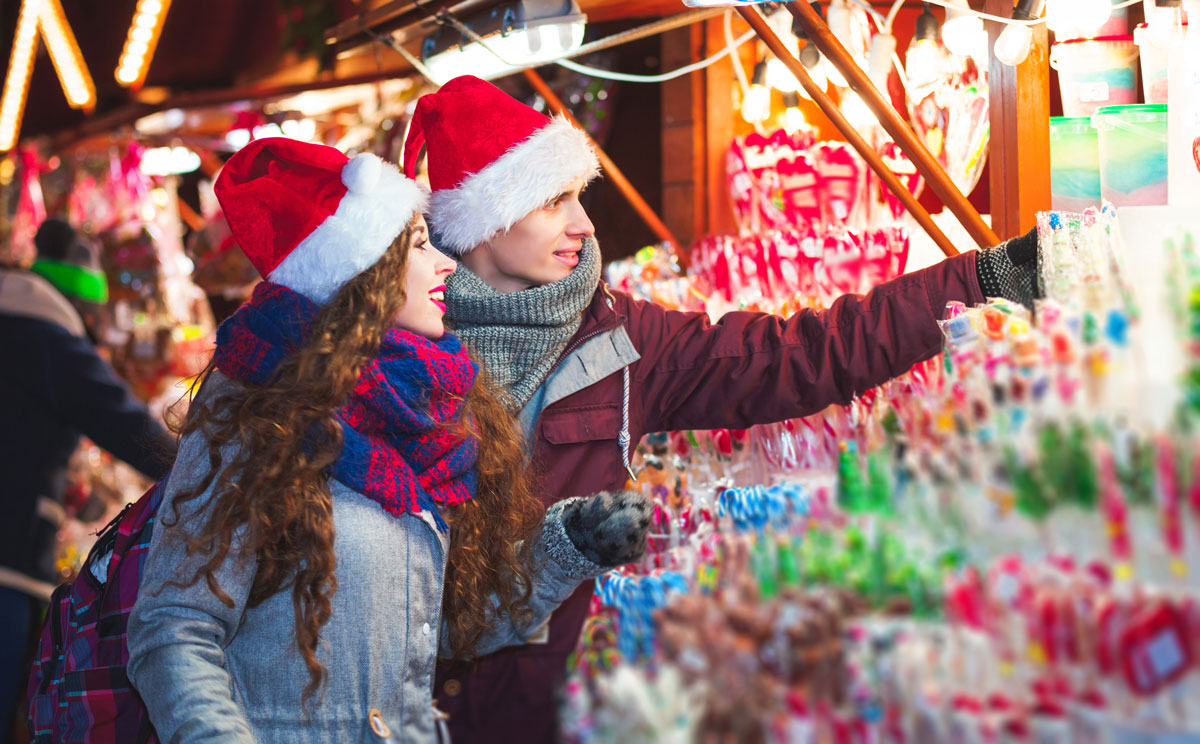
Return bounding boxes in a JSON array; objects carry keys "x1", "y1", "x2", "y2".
[{"x1": 126, "y1": 138, "x2": 649, "y2": 743}]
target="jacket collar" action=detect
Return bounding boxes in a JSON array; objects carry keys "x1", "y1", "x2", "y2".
[
  {"x1": 573, "y1": 282, "x2": 624, "y2": 343},
  {"x1": 0, "y1": 269, "x2": 87, "y2": 337}
]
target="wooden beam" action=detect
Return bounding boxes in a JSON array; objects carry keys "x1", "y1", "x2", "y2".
[
  {"x1": 701, "y1": 17, "x2": 737, "y2": 239},
  {"x1": 522, "y1": 68, "x2": 684, "y2": 261},
  {"x1": 47, "y1": 69, "x2": 420, "y2": 154},
  {"x1": 738, "y1": 6, "x2": 959, "y2": 257},
  {"x1": 660, "y1": 24, "x2": 705, "y2": 248},
  {"x1": 986, "y1": 0, "x2": 1051, "y2": 240},
  {"x1": 784, "y1": 1, "x2": 998, "y2": 250}
]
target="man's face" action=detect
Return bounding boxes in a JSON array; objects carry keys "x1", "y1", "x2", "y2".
[{"x1": 460, "y1": 178, "x2": 594, "y2": 293}]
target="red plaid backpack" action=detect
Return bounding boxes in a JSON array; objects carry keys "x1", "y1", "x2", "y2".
[{"x1": 26, "y1": 477, "x2": 168, "y2": 743}]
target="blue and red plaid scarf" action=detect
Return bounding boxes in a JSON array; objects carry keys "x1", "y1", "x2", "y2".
[{"x1": 214, "y1": 282, "x2": 479, "y2": 531}]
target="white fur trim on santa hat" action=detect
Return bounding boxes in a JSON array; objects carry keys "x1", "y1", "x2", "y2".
[
  {"x1": 269, "y1": 153, "x2": 428, "y2": 305},
  {"x1": 428, "y1": 116, "x2": 600, "y2": 255}
]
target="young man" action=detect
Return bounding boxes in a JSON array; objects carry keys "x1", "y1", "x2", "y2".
[{"x1": 403, "y1": 75, "x2": 1036, "y2": 743}]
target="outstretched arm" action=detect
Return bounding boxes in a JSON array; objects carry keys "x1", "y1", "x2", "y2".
[{"x1": 630, "y1": 249, "x2": 988, "y2": 434}]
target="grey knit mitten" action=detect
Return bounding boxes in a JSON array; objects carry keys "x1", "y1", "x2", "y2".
[
  {"x1": 559, "y1": 490, "x2": 652, "y2": 568},
  {"x1": 975, "y1": 227, "x2": 1039, "y2": 308}
]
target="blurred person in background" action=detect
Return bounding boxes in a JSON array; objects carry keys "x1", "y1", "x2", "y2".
[{"x1": 0, "y1": 217, "x2": 177, "y2": 744}]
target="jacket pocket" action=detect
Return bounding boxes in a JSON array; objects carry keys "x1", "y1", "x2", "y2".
[{"x1": 540, "y1": 404, "x2": 621, "y2": 444}]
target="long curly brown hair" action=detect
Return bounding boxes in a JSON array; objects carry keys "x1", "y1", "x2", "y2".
[{"x1": 164, "y1": 221, "x2": 543, "y2": 704}]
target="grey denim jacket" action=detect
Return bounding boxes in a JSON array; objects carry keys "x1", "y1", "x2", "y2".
[{"x1": 126, "y1": 374, "x2": 604, "y2": 744}]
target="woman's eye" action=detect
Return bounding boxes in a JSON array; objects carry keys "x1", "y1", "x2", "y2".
[{"x1": 415, "y1": 240, "x2": 430, "y2": 252}]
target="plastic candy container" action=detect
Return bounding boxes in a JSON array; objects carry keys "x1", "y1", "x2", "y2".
[
  {"x1": 1049, "y1": 116, "x2": 1102, "y2": 212},
  {"x1": 1092, "y1": 104, "x2": 1169, "y2": 207},
  {"x1": 1050, "y1": 36, "x2": 1139, "y2": 117}
]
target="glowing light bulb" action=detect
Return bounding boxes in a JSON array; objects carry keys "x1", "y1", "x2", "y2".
[
  {"x1": 796, "y1": 42, "x2": 827, "y2": 100},
  {"x1": 742, "y1": 61, "x2": 772, "y2": 124},
  {"x1": 841, "y1": 91, "x2": 876, "y2": 129},
  {"x1": 764, "y1": 12, "x2": 801, "y2": 93},
  {"x1": 767, "y1": 58, "x2": 801, "y2": 92},
  {"x1": 908, "y1": 2, "x2": 942, "y2": 85},
  {"x1": 906, "y1": 40, "x2": 941, "y2": 85},
  {"x1": 994, "y1": 23, "x2": 1034, "y2": 64},
  {"x1": 782, "y1": 89, "x2": 807, "y2": 134},
  {"x1": 868, "y1": 32, "x2": 897, "y2": 91},
  {"x1": 995, "y1": 0, "x2": 1044, "y2": 67},
  {"x1": 943, "y1": 0, "x2": 986, "y2": 58},
  {"x1": 1046, "y1": 0, "x2": 1111, "y2": 36}
]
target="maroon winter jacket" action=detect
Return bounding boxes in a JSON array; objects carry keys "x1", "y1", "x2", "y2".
[{"x1": 435, "y1": 250, "x2": 985, "y2": 742}]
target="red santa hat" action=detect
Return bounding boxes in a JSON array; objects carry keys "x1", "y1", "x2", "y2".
[
  {"x1": 215, "y1": 137, "x2": 426, "y2": 304},
  {"x1": 402, "y1": 75, "x2": 600, "y2": 255}
]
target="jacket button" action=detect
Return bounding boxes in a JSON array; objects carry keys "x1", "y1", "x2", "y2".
[
  {"x1": 422, "y1": 622, "x2": 431, "y2": 635},
  {"x1": 368, "y1": 708, "x2": 391, "y2": 739},
  {"x1": 444, "y1": 679, "x2": 462, "y2": 696}
]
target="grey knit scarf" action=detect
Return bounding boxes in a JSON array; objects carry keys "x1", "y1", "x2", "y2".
[{"x1": 445, "y1": 237, "x2": 601, "y2": 410}]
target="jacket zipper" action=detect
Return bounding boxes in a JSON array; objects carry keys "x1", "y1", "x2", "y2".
[
  {"x1": 545, "y1": 287, "x2": 624, "y2": 378},
  {"x1": 540, "y1": 289, "x2": 638, "y2": 483}
]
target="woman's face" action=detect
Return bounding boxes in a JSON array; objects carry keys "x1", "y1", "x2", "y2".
[{"x1": 392, "y1": 216, "x2": 457, "y2": 339}]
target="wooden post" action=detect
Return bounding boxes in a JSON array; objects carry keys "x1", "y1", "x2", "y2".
[
  {"x1": 701, "y1": 17, "x2": 738, "y2": 239},
  {"x1": 738, "y1": 6, "x2": 959, "y2": 257},
  {"x1": 785, "y1": 0, "x2": 999, "y2": 250},
  {"x1": 660, "y1": 24, "x2": 707, "y2": 248},
  {"x1": 523, "y1": 68, "x2": 684, "y2": 261},
  {"x1": 987, "y1": 0, "x2": 1052, "y2": 239}
]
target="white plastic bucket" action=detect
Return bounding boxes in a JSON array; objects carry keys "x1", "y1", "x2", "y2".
[
  {"x1": 1051, "y1": 36, "x2": 1139, "y2": 117},
  {"x1": 1134, "y1": 22, "x2": 1185, "y2": 104}
]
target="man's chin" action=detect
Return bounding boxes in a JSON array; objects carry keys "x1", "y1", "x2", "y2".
[{"x1": 527, "y1": 264, "x2": 574, "y2": 287}]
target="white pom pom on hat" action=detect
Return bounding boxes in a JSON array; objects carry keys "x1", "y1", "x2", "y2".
[
  {"x1": 342, "y1": 152, "x2": 383, "y2": 193},
  {"x1": 215, "y1": 138, "x2": 427, "y2": 305}
]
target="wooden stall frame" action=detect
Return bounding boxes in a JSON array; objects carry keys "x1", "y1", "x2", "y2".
[
  {"x1": 783, "y1": 0, "x2": 1001, "y2": 250},
  {"x1": 737, "y1": 6, "x2": 959, "y2": 257}
]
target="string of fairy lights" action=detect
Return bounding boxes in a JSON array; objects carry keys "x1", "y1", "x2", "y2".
[{"x1": 0, "y1": 0, "x2": 171, "y2": 151}]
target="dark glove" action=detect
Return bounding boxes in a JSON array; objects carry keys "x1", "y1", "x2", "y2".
[
  {"x1": 560, "y1": 490, "x2": 652, "y2": 568},
  {"x1": 975, "y1": 226, "x2": 1039, "y2": 308}
]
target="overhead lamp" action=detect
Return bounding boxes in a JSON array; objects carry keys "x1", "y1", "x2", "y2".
[
  {"x1": 942, "y1": 0, "x2": 987, "y2": 59},
  {"x1": 37, "y1": 0, "x2": 96, "y2": 110},
  {"x1": 0, "y1": 0, "x2": 40, "y2": 152},
  {"x1": 994, "y1": 0, "x2": 1045, "y2": 66},
  {"x1": 140, "y1": 146, "x2": 200, "y2": 176},
  {"x1": 742, "y1": 61, "x2": 772, "y2": 123},
  {"x1": 116, "y1": 0, "x2": 172, "y2": 88},
  {"x1": 906, "y1": 4, "x2": 943, "y2": 86},
  {"x1": 420, "y1": 0, "x2": 586, "y2": 86}
]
